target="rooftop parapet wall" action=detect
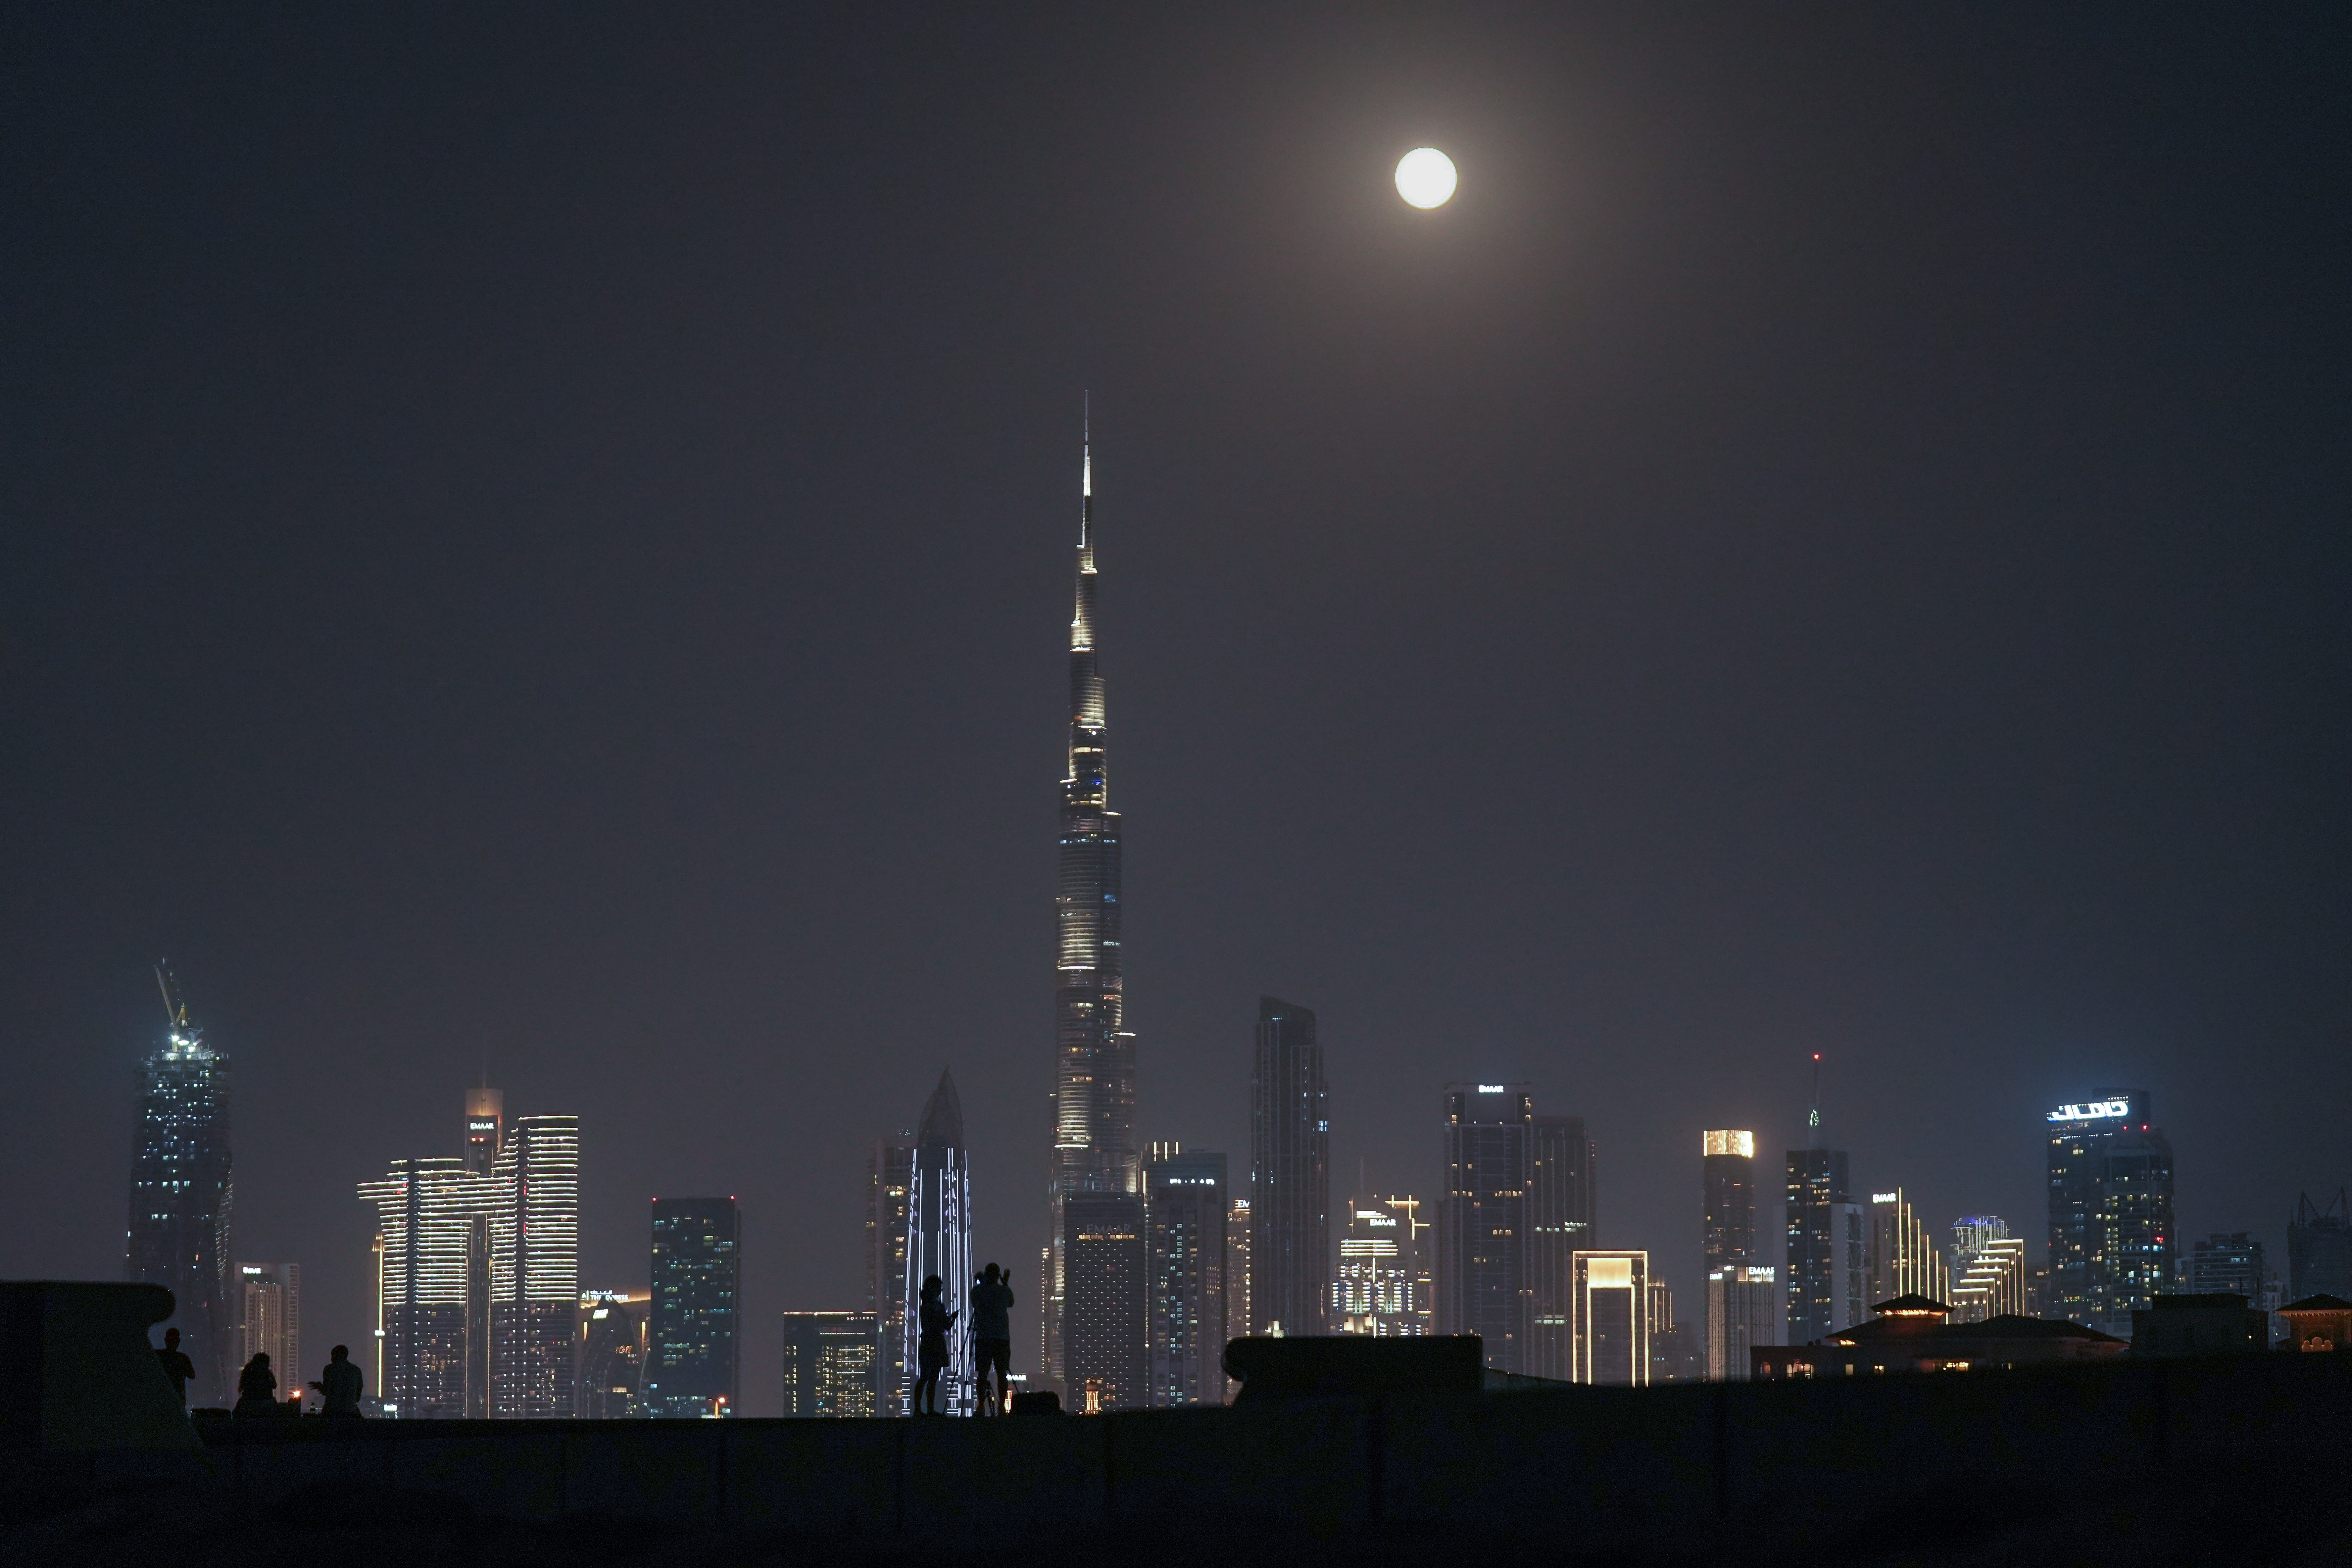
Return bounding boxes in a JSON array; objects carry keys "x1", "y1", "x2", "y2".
[{"x1": 144, "y1": 1352, "x2": 2352, "y2": 1554}]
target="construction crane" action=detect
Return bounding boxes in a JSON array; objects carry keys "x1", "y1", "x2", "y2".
[{"x1": 154, "y1": 961, "x2": 191, "y2": 1030}]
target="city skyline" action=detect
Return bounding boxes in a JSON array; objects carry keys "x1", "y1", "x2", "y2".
[{"x1": 9, "y1": 8, "x2": 2345, "y2": 1418}]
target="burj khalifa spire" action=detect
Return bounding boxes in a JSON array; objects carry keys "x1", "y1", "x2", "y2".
[{"x1": 1042, "y1": 414, "x2": 1137, "y2": 1390}]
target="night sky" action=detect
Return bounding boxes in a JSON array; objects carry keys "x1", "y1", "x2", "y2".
[{"x1": 4, "y1": 5, "x2": 2347, "y2": 1415}]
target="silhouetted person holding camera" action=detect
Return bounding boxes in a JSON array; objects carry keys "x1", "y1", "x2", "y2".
[
  {"x1": 155, "y1": 1326, "x2": 195, "y2": 1412},
  {"x1": 233, "y1": 1352, "x2": 286, "y2": 1418},
  {"x1": 913, "y1": 1275, "x2": 957, "y2": 1415},
  {"x1": 970, "y1": 1263, "x2": 1014, "y2": 1416},
  {"x1": 311, "y1": 1344, "x2": 364, "y2": 1417}
]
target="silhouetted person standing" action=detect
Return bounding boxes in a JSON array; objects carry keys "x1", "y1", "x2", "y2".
[
  {"x1": 913, "y1": 1275, "x2": 956, "y2": 1416},
  {"x1": 311, "y1": 1344, "x2": 364, "y2": 1417},
  {"x1": 970, "y1": 1263, "x2": 1014, "y2": 1416},
  {"x1": 233, "y1": 1352, "x2": 282, "y2": 1418},
  {"x1": 155, "y1": 1326, "x2": 195, "y2": 1412}
]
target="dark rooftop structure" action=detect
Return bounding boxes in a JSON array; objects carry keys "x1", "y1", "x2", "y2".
[{"x1": 1754, "y1": 1295, "x2": 2126, "y2": 1378}]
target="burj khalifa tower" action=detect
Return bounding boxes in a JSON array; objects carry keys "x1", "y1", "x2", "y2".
[{"x1": 1042, "y1": 424, "x2": 1137, "y2": 1389}]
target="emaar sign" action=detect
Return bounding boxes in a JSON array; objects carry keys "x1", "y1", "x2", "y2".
[{"x1": 2047, "y1": 1099, "x2": 2131, "y2": 1123}]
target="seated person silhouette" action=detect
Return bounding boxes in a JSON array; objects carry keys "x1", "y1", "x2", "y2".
[
  {"x1": 311, "y1": 1344, "x2": 365, "y2": 1417},
  {"x1": 233, "y1": 1352, "x2": 287, "y2": 1418}
]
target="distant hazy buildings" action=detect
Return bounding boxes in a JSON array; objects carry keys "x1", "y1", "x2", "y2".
[
  {"x1": 235, "y1": 1262, "x2": 298, "y2": 1397},
  {"x1": 2046, "y1": 1092, "x2": 2174, "y2": 1334},
  {"x1": 1440, "y1": 1084, "x2": 1532, "y2": 1373},
  {"x1": 1144, "y1": 1144, "x2": 1227, "y2": 1407},
  {"x1": 1333, "y1": 1194, "x2": 1433, "y2": 1338},
  {"x1": 1250, "y1": 997, "x2": 1329, "y2": 1337},
  {"x1": 1045, "y1": 431, "x2": 1138, "y2": 1392},
  {"x1": 2185, "y1": 1233, "x2": 2264, "y2": 1300},
  {"x1": 642, "y1": 1197, "x2": 740, "y2": 1418},
  {"x1": 1867, "y1": 1188, "x2": 1950, "y2": 1307},
  {"x1": 576, "y1": 1290, "x2": 648, "y2": 1418},
  {"x1": 1571, "y1": 1251, "x2": 1649, "y2": 1386},
  {"x1": 1529, "y1": 1117, "x2": 1596, "y2": 1380},
  {"x1": 1063, "y1": 1192, "x2": 1146, "y2": 1412},
  {"x1": 781, "y1": 1311, "x2": 878, "y2": 1417},
  {"x1": 1786, "y1": 1147, "x2": 1862, "y2": 1342},
  {"x1": 127, "y1": 969, "x2": 234, "y2": 1407},
  {"x1": 2288, "y1": 1192, "x2": 2352, "y2": 1302},
  {"x1": 358, "y1": 1091, "x2": 580, "y2": 1417}
]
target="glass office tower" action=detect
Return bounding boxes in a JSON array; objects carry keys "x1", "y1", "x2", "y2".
[
  {"x1": 1144, "y1": 1143, "x2": 1227, "y2": 1406},
  {"x1": 489, "y1": 1115, "x2": 580, "y2": 1416},
  {"x1": 126, "y1": 968, "x2": 234, "y2": 1407},
  {"x1": 643, "y1": 1197, "x2": 740, "y2": 1417},
  {"x1": 1785, "y1": 1148, "x2": 1860, "y2": 1342},
  {"x1": 1440, "y1": 1084, "x2": 1533, "y2": 1373},
  {"x1": 1046, "y1": 428, "x2": 1137, "y2": 1391},
  {"x1": 905, "y1": 1072, "x2": 973, "y2": 1417},
  {"x1": 2046, "y1": 1091, "x2": 2173, "y2": 1335},
  {"x1": 1250, "y1": 997, "x2": 1329, "y2": 1336},
  {"x1": 1529, "y1": 1116, "x2": 1596, "y2": 1379}
]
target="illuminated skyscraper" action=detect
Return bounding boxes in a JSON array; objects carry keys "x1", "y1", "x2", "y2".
[
  {"x1": 782, "y1": 1311, "x2": 879, "y2": 1417},
  {"x1": 1701, "y1": 1131, "x2": 1757, "y2": 1274},
  {"x1": 1440, "y1": 1084, "x2": 1532, "y2": 1373},
  {"x1": 462, "y1": 1087, "x2": 501, "y2": 1416},
  {"x1": 643, "y1": 1198, "x2": 740, "y2": 1418},
  {"x1": 364, "y1": 1098, "x2": 580, "y2": 1419},
  {"x1": 1529, "y1": 1117, "x2": 1595, "y2": 1379},
  {"x1": 1571, "y1": 1251, "x2": 1649, "y2": 1385},
  {"x1": 1064, "y1": 1192, "x2": 1145, "y2": 1412},
  {"x1": 126, "y1": 967, "x2": 234, "y2": 1407},
  {"x1": 359, "y1": 1155, "x2": 490, "y2": 1418},
  {"x1": 1947, "y1": 1220, "x2": 2027, "y2": 1323},
  {"x1": 2186, "y1": 1232, "x2": 2265, "y2": 1301},
  {"x1": 1332, "y1": 1194, "x2": 1433, "y2": 1337},
  {"x1": 489, "y1": 1114, "x2": 580, "y2": 1416},
  {"x1": 1046, "y1": 425, "x2": 1137, "y2": 1390},
  {"x1": 1700, "y1": 1130, "x2": 1757, "y2": 1378},
  {"x1": 1224, "y1": 1195, "x2": 1251, "y2": 1396},
  {"x1": 905, "y1": 1072, "x2": 973, "y2": 1417},
  {"x1": 2046, "y1": 1091, "x2": 2173, "y2": 1334},
  {"x1": 236, "y1": 1262, "x2": 299, "y2": 1400},
  {"x1": 1144, "y1": 1143, "x2": 1227, "y2": 1406},
  {"x1": 1249, "y1": 997, "x2": 1329, "y2": 1336},
  {"x1": 868, "y1": 1129, "x2": 915, "y2": 1412},
  {"x1": 1866, "y1": 1188, "x2": 1950, "y2": 1305}
]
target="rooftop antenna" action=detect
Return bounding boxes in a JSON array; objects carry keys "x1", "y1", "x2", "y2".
[{"x1": 1807, "y1": 1052, "x2": 1822, "y2": 1150}]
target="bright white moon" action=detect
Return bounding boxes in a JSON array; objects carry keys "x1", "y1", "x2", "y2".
[{"x1": 1395, "y1": 147, "x2": 1457, "y2": 208}]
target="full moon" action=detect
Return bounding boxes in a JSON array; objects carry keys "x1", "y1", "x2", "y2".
[{"x1": 1395, "y1": 147, "x2": 1457, "y2": 209}]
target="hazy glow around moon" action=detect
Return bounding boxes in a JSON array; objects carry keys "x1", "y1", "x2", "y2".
[{"x1": 1395, "y1": 147, "x2": 1457, "y2": 208}]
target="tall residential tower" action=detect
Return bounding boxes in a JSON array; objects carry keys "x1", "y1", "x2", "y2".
[
  {"x1": 1046, "y1": 424, "x2": 1137, "y2": 1389},
  {"x1": 1249, "y1": 997, "x2": 1329, "y2": 1336},
  {"x1": 127, "y1": 966, "x2": 234, "y2": 1407}
]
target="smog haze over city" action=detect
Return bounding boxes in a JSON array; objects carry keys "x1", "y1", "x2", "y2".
[{"x1": 3, "y1": 5, "x2": 2346, "y2": 1414}]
